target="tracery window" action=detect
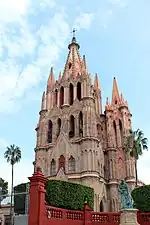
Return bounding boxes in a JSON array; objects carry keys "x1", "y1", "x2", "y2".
[
  {"x1": 77, "y1": 82, "x2": 81, "y2": 101},
  {"x1": 113, "y1": 121, "x2": 117, "y2": 147},
  {"x1": 59, "y1": 155, "x2": 65, "y2": 171},
  {"x1": 57, "y1": 118, "x2": 61, "y2": 137},
  {"x1": 79, "y1": 111, "x2": 83, "y2": 137},
  {"x1": 69, "y1": 83, "x2": 74, "y2": 105},
  {"x1": 60, "y1": 86, "x2": 64, "y2": 107},
  {"x1": 50, "y1": 159, "x2": 56, "y2": 175},
  {"x1": 54, "y1": 89, "x2": 58, "y2": 106},
  {"x1": 47, "y1": 120, "x2": 52, "y2": 143},
  {"x1": 69, "y1": 115, "x2": 75, "y2": 138},
  {"x1": 68, "y1": 156, "x2": 75, "y2": 172}
]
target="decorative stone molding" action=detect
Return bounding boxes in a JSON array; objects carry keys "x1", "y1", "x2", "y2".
[{"x1": 120, "y1": 209, "x2": 140, "y2": 225}]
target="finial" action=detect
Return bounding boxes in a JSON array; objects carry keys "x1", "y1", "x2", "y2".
[
  {"x1": 68, "y1": 28, "x2": 80, "y2": 49},
  {"x1": 59, "y1": 71, "x2": 62, "y2": 80},
  {"x1": 72, "y1": 28, "x2": 77, "y2": 38},
  {"x1": 106, "y1": 97, "x2": 109, "y2": 105}
]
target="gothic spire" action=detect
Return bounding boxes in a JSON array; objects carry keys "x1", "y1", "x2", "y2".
[
  {"x1": 82, "y1": 55, "x2": 87, "y2": 73},
  {"x1": 41, "y1": 91, "x2": 46, "y2": 110},
  {"x1": 63, "y1": 30, "x2": 82, "y2": 79},
  {"x1": 94, "y1": 73, "x2": 100, "y2": 90},
  {"x1": 47, "y1": 67, "x2": 55, "y2": 90},
  {"x1": 58, "y1": 71, "x2": 62, "y2": 81},
  {"x1": 112, "y1": 77, "x2": 120, "y2": 104}
]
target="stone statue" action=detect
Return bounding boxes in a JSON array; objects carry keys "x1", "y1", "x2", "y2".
[{"x1": 118, "y1": 179, "x2": 133, "y2": 209}]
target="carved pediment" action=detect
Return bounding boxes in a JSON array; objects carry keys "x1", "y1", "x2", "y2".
[
  {"x1": 55, "y1": 131, "x2": 72, "y2": 156},
  {"x1": 56, "y1": 167, "x2": 68, "y2": 180}
]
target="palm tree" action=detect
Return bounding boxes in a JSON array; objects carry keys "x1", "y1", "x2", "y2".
[
  {"x1": 124, "y1": 129, "x2": 148, "y2": 187},
  {"x1": 4, "y1": 144, "x2": 21, "y2": 225}
]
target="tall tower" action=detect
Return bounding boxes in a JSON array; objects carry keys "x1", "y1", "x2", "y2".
[
  {"x1": 105, "y1": 78, "x2": 136, "y2": 211},
  {"x1": 34, "y1": 35, "x2": 136, "y2": 212}
]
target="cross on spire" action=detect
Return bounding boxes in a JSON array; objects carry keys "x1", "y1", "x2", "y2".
[{"x1": 71, "y1": 28, "x2": 77, "y2": 38}]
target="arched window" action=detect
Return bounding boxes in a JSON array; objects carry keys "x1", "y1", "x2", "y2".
[
  {"x1": 59, "y1": 155, "x2": 65, "y2": 171},
  {"x1": 47, "y1": 120, "x2": 52, "y2": 143},
  {"x1": 50, "y1": 159, "x2": 56, "y2": 175},
  {"x1": 60, "y1": 86, "x2": 64, "y2": 107},
  {"x1": 68, "y1": 156, "x2": 75, "y2": 172},
  {"x1": 79, "y1": 111, "x2": 83, "y2": 137},
  {"x1": 69, "y1": 83, "x2": 74, "y2": 105},
  {"x1": 69, "y1": 115, "x2": 75, "y2": 138},
  {"x1": 113, "y1": 121, "x2": 117, "y2": 147},
  {"x1": 54, "y1": 89, "x2": 58, "y2": 106},
  {"x1": 100, "y1": 200, "x2": 104, "y2": 212},
  {"x1": 119, "y1": 119, "x2": 123, "y2": 144},
  {"x1": 77, "y1": 82, "x2": 81, "y2": 101},
  {"x1": 57, "y1": 118, "x2": 61, "y2": 137}
]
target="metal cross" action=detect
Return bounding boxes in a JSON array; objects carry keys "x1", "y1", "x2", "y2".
[{"x1": 71, "y1": 28, "x2": 77, "y2": 38}]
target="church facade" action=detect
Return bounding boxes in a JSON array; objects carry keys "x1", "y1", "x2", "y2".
[{"x1": 34, "y1": 35, "x2": 136, "y2": 212}]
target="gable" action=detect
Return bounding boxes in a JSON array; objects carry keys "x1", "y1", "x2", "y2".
[
  {"x1": 56, "y1": 167, "x2": 68, "y2": 181},
  {"x1": 52, "y1": 131, "x2": 73, "y2": 158}
]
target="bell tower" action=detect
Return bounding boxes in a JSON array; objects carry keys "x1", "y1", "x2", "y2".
[
  {"x1": 105, "y1": 77, "x2": 136, "y2": 211},
  {"x1": 34, "y1": 33, "x2": 136, "y2": 212}
]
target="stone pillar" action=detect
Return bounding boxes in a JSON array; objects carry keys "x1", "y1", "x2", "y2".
[
  {"x1": 28, "y1": 167, "x2": 48, "y2": 225},
  {"x1": 75, "y1": 114, "x2": 79, "y2": 137},
  {"x1": 120, "y1": 209, "x2": 139, "y2": 225},
  {"x1": 64, "y1": 86, "x2": 69, "y2": 105},
  {"x1": 46, "y1": 92, "x2": 50, "y2": 110},
  {"x1": 84, "y1": 203, "x2": 92, "y2": 225},
  {"x1": 116, "y1": 120, "x2": 121, "y2": 147},
  {"x1": 57, "y1": 90, "x2": 60, "y2": 107},
  {"x1": 74, "y1": 85, "x2": 77, "y2": 100}
]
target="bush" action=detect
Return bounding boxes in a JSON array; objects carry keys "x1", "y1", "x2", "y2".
[
  {"x1": 14, "y1": 180, "x2": 94, "y2": 212},
  {"x1": 46, "y1": 180, "x2": 94, "y2": 210},
  {"x1": 131, "y1": 185, "x2": 150, "y2": 212},
  {"x1": 14, "y1": 183, "x2": 29, "y2": 214}
]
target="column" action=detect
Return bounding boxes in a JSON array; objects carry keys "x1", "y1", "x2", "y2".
[
  {"x1": 28, "y1": 168, "x2": 48, "y2": 225},
  {"x1": 116, "y1": 120, "x2": 121, "y2": 147},
  {"x1": 46, "y1": 92, "x2": 51, "y2": 110},
  {"x1": 64, "y1": 86, "x2": 69, "y2": 105},
  {"x1": 57, "y1": 90, "x2": 60, "y2": 107},
  {"x1": 74, "y1": 85, "x2": 77, "y2": 101}
]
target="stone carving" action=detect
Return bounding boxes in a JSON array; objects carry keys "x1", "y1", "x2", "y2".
[{"x1": 118, "y1": 179, "x2": 133, "y2": 209}]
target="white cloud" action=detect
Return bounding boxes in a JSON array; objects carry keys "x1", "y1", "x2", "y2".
[
  {"x1": 0, "y1": 1, "x2": 70, "y2": 113},
  {"x1": 108, "y1": 0, "x2": 128, "y2": 7},
  {"x1": 74, "y1": 13, "x2": 94, "y2": 30},
  {"x1": 39, "y1": 0, "x2": 56, "y2": 9},
  {"x1": 0, "y1": 0, "x2": 30, "y2": 23}
]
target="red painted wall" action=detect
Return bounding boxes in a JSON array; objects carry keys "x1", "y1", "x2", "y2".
[{"x1": 28, "y1": 167, "x2": 150, "y2": 225}]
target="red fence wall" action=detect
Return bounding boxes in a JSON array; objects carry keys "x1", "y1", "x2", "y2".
[
  {"x1": 28, "y1": 168, "x2": 150, "y2": 225},
  {"x1": 46, "y1": 205, "x2": 120, "y2": 225}
]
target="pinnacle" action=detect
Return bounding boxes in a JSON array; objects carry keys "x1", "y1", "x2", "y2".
[{"x1": 112, "y1": 77, "x2": 120, "y2": 104}]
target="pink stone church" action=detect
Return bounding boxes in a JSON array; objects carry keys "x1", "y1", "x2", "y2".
[{"x1": 34, "y1": 34, "x2": 137, "y2": 212}]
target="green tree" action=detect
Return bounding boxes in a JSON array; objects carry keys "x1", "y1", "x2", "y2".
[
  {"x1": 124, "y1": 129, "x2": 148, "y2": 187},
  {"x1": 0, "y1": 178, "x2": 8, "y2": 205},
  {"x1": 4, "y1": 144, "x2": 21, "y2": 225}
]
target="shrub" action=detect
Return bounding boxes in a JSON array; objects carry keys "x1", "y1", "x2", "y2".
[
  {"x1": 131, "y1": 185, "x2": 150, "y2": 212},
  {"x1": 46, "y1": 180, "x2": 94, "y2": 210}
]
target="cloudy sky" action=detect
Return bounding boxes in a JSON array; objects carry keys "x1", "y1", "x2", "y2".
[{"x1": 0, "y1": 0, "x2": 150, "y2": 192}]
